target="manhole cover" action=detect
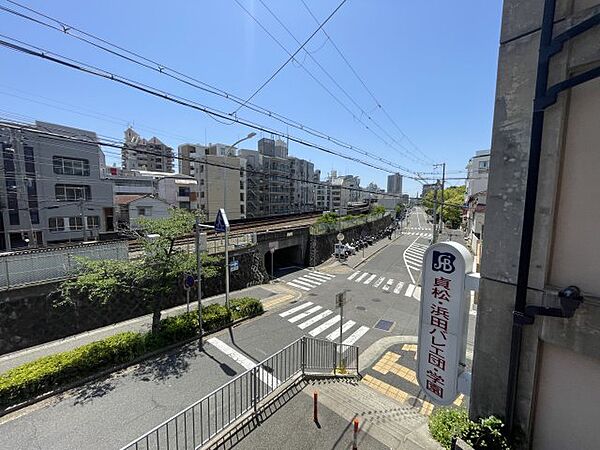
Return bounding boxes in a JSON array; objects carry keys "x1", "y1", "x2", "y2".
[
  {"x1": 374, "y1": 319, "x2": 394, "y2": 331},
  {"x1": 356, "y1": 306, "x2": 366, "y2": 311},
  {"x1": 371, "y1": 298, "x2": 381, "y2": 303}
]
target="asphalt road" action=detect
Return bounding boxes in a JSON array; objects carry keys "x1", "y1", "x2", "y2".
[{"x1": 0, "y1": 207, "x2": 476, "y2": 449}]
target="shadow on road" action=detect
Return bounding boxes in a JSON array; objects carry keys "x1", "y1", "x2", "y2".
[
  {"x1": 70, "y1": 378, "x2": 117, "y2": 406},
  {"x1": 132, "y1": 341, "x2": 198, "y2": 383},
  {"x1": 204, "y1": 378, "x2": 306, "y2": 450}
]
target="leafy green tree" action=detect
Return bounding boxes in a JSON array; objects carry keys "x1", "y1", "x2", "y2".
[
  {"x1": 422, "y1": 185, "x2": 466, "y2": 229},
  {"x1": 371, "y1": 205, "x2": 386, "y2": 215},
  {"x1": 137, "y1": 208, "x2": 199, "y2": 331}
]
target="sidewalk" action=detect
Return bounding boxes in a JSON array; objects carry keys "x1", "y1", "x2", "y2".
[
  {"x1": 0, "y1": 283, "x2": 295, "y2": 374},
  {"x1": 320, "y1": 229, "x2": 405, "y2": 273}
]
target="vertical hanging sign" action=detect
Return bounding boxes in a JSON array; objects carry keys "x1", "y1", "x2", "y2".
[{"x1": 417, "y1": 241, "x2": 473, "y2": 405}]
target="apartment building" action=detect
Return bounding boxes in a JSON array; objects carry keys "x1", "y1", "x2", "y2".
[
  {"x1": 386, "y1": 173, "x2": 403, "y2": 195},
  {"x1": 122, "y1": 127, "x2": 174, "y2": 173},
  {"x1": 464, "y1": 149, "x2": 490, "y2": 269},
  {"x1": 0, "y1": 121, "x2": 113, "y2": 250},
  {"x1": 178, "y1": 143, "x2": 246, "y2": 221}
]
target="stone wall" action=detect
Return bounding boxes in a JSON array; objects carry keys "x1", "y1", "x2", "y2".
[
  {"x1": 0, "y1": 248, "x2": 267, "y2": 355},
  {"x1": 308, "y1": 215, "x2": 393, "y2": 266}
]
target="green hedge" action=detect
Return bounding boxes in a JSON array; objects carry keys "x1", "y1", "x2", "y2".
[
  {"x1": 0, "y1": 297, "x2": 263, "y2": 411},
  {"x1": 429, "y1": 408, "x2": 510, "y2": 449}
]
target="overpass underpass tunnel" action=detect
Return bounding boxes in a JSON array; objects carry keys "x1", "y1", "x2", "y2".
[{"x1": 265, "y1": 245, "x2": 304, "y2": 278}]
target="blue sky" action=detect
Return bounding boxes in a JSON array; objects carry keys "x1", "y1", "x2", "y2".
[{"x1": 0, "y1": 0, "x2": 502, "y2": 196}]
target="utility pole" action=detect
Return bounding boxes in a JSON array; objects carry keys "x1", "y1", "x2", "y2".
[
  {"x1": 195, "y1": 216, "x2": 204, "y2": 348},
  {"x1": 79, "y1": 199, "x2": 87, "y2": 242},
  {"x1": 434, "y1": 163, "x2": 446, "y2": 234},
  {"x1": 432, "y1": 180, "x2": 439, "y2": 243}
]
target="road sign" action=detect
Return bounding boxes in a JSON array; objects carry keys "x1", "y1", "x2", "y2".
[
  {"x1": 337, "y1": 233, "x2": 345, "y2": 242},
  {"x1": 335, "y1": 291, "x2": 346, "y2": 308},
  {"x1": 214, "y1": 208, "x2": 230, "y2": 233},
  {"x1": 230, "y1": 260, "x2": 239, "y2": 272},
  {"x1": 183, "y1": 273, "x2": 195, "y2": 290},
  {"x1": 417, "y1": 241, "x2": 473, "y2": 406}
]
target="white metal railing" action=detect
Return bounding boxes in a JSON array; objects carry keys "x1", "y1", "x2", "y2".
[
  {"x1": 119, "y1": 336, "x2": 359, "y2": 450},
  {"x1": 0, "y1": 241, "x2": 129, "y2": 290}
]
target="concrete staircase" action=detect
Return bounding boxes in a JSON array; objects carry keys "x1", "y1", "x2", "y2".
[{"x1": 306, "y1": 377, "x2": 441, "y2": 449}]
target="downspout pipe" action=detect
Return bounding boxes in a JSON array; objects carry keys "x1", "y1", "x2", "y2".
[{"x1": 504, "y1": 0, "x2": 556, "y2": 435}]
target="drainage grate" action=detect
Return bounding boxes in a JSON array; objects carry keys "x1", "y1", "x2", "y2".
[{"x1": 374, "y1": 319, "x2": 394, "y2": 331}]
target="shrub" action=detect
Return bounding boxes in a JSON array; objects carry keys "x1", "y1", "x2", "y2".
[
  {"x1": 0, "y1": 299, "x2": 261, "y2": 411},
  {"x1": 231, "y1": 297, "x2": 264, "y2": 320},
  {"x1": 429, "y1": 408, "x2": 510, "y2": 449}
]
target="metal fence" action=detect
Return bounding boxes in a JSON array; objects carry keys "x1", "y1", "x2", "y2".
[
  {"x1": 0, "y1": 241, "x2": 129, "y2": 290},
  {"x1": 310, "y1": 212, "x2": 391, "y2": 235},
  {"x1": 119, "y1": 336, "x2": 359, "y2": 450}
]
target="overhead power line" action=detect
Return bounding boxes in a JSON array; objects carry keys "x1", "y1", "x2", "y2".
[
  {"x1": 1, "y1": 118, "x2": 426, "y2": 198},
  {"x1": 299, "y1": 0, "x2": 434, "y2": 165},
  {"x1": 0, "y1": 35, "x2": 430, "y2": 181},
  {"x1": 235, "y1": 0, "x2": 424, "y2": 165},
  {"x1": 0, "y1": 1, "x2": 419, "y2": 176},
  {"x1": 232, "y1": 0, "x2": 348, "y2": 113}
]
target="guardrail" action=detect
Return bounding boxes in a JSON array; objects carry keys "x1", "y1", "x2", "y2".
[
  {"x1": 0, "y1": 241, "x2": 129, "y2": 291},
  {"x1": 119, "y1": 336, "x2": 359, "y2": 450},
  {"x1": 310, "y1": 212, "x2": 390, "y2": 236}
]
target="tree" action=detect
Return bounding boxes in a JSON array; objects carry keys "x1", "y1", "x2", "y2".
[
  {"x1": 137, "y1": 208, "x2": 200, "y2": 332},
  {"x1": 422, "y1": 185, "x2": 466, "y2": 229},
  {"x1": 371, "y1": 205, "x2": 386, "y2": 216}
]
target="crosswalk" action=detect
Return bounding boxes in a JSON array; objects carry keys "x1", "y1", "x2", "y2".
[
  {"x1": 404, "y1": 231, "x2": 432, "y2": 238},
  {"x1": 279, "y1": 301, "x2": 370, "y2": 347},
  {"x1": 346, "y1": 270, "x2": 421, "y2": 300},
  {"x1": 286, "y1": 270, "x2": 336, "y2": 291},
  {"x1": 403, "y1": 238, "x2": 428, "y2": 284}
]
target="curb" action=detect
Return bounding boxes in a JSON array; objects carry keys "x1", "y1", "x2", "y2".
[{"x1": 0, "y1": 313, "x2": 261, "y2": 419}]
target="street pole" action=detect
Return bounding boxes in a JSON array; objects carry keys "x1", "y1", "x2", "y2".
[
  {"x1": 225, "y1": 224, "x2": 230, "y2": 310},
  {"x1": 432, "y1": 181, "x2": 439, "y2": 243},
  {"x1": 195, "y1": 216, "x2": 203, "y2": 346},
  {"x1": 79, "y1": 199, "x2": 87, "y2": 242},
  {"x1": 440, "y1": 163, "x2": 446, "y2": 234}
]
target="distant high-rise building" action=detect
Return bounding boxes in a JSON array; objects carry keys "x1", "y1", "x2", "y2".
[
  {"x1": 258, "y1": 137, "x2": 288, "y2": 158},
  {"x1": 122, "y1": 127, "x2": 174, "y2": 173},
  {"x1": 387, "y1": 173, "x2": 403, "y2": 195}
]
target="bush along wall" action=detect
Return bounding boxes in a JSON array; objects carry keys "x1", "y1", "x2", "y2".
[{"x1": 0, "y1": 297, "x2": 263, "y2": 411}]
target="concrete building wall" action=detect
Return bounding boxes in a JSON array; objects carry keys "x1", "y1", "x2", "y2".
[
  {"x1": 470, "y1": 1, "x2": 600, "y2": 447},
  {"x1": 386, "y1": 173, "x2": 403, "y2": 194},
  {"x1": 126, "y1": 197, "x2": 171, "y2": 229},
  {"x1": 0, "y1": 121, "x2": 113, "y2": 250}
]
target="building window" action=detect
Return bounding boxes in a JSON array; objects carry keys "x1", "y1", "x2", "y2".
[
  {"x1": 87, "y1": 216, "x2": 100, "y2": 229},
  {"x1": 179, "y1": 201, "x2": 191, "y2": 210},
  {"x1": 69, "y1": 216, "x2": 83, "y2": 230},
  {"x1": 200, "y1": 179, "x2": 205, "y2": 186},
  {"x1": 2, "y1": 143, "x2": 20, "y2": 225},
  {"x1": 55, "y1": 184, "x2": 91, "y2": 201},
  {"x1": 240, "y1": 193, "x2": 244, "y2": 201},
  {"x1": 178, "y1": 186, "x2": 191, "y2": 197},
  {"x1": 200, "y1": 191, "x2": 205, "y2": 198},
  {"x1": 240, "y1": 204, "x2": 245, "y2": 214},
  {"x1": 53, "y1": 156, "x2": 90, "y2": 176},
  {"x1": 137, "y1": 206, "x2": 152, "y2": 216},
  {"x1": 240, "y1": 181, "x2": 244, "y2": 189},
  {"x1": 49, "y1": 217, "x2": 65, "y2": 232}
]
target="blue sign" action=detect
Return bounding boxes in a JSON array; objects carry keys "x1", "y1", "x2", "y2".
[
  {"x1": 230, "y1": 260, "x2": 239, "y2": 272},
  {"x1": 183, "y1": 274, "x2": 195, "y2": 289},
  {"x1": 214, "y1": 208, "x2": 230, "y2": 233}
]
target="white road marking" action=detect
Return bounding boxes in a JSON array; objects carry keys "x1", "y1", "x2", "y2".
[
  {"x1": 289, "y1": 305, "x2": 323, "y2": 323},
  {"x1": 405, "y1": 284, "x2": 416, "y2": 297},
  {"x1": 208, "y1": 338, "x2": 280, "y2": 389},
  {"x1": 286, "y1": 282, "x2": 310, "y2": 291},
  {"x1": 342, "y1": 326, "x2": 370, "y2": 346},
  {"x1": 280, "y1": 302, "x2": 313, "y2": 317},
  {"x1": 298, "y1": 310, "x2": 333, "y2": 329},
  {"x1": 393, "y1": 281, "x2": 405, "y2": 294},
  {"x1": 312, "y1": 271, "x2": 335, "y2": 279},
  {"x1": 413, "y1": 286, "x2": 422, "y2": 300},
  {"x1": 404, "y1": 253, "x2": 423, "y2": 264},
  {"x1": 382, "y1": 279, "x2": 394, "y2": 291},
  {"x1": 347, "y1": 271, "x2": 360, "y2": 280},
  {"x1": 373, "y1": 276, "x2": 386, "y2": 288},
  {"x1": 309, "y1": 315, "x2": 341, "y2": 337},
  {"x1": 326, "y1": 320, "x2": 356, "y2": 341},
  {"x1": 290, "y1": 279, "x2": 318, "y2": 289},
  {"x1": 297, "y1": 276, "x2": 321, "y2": 286},
  {"x1": 305, "y1": 273, "x2": 331, "y2": 282},
  {"x1": 355, "y1": 272, "x2": 369, "y2": 282},
  {"x1": 363, "y1": 274, "x2": 377, "y2": 285},
  {"x1": 403, "y1": 235, "x2": 426, "y2": 284}
]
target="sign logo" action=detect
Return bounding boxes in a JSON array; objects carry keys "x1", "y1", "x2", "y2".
[{"x1": 432, "y1": 251, "x2": 456, "y2": 274}]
